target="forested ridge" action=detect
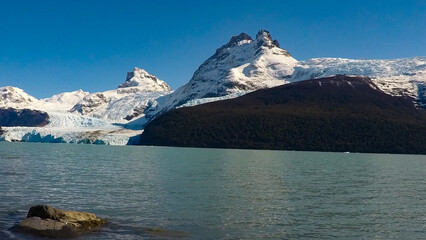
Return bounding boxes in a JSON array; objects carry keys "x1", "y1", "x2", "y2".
[{"x1": 140, "y1": 75, "x2": 426, "y2": 154}]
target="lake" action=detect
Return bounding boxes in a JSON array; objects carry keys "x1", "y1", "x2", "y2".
[{"x1": 0, "y1": 142, "x2": 425, "y2": 239}]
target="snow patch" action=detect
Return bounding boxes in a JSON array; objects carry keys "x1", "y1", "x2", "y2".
[{"x1": 291, "y1": 57, "x2": 426, "y2": 104}]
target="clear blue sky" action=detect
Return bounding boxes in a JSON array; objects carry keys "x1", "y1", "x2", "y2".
[{"x1": 0, "y1": 0, "x2": 425, "y2": 98}]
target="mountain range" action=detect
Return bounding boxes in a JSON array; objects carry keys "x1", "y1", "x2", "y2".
[{"x1": 0, "y1": 30, "x2": 425, "y2": 147}]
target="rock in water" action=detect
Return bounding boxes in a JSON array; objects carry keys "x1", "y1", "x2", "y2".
[{"x1": 17, "y1": 205, "x2": 106, "y2": 238}]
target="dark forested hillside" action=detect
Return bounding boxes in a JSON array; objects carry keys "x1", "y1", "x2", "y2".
[
  {"x1": 140, "y1": 75, "x2": 426, "y2": 154},
  {"x1": 0, "y1": 108, "x2": 49, "y2": 127}
]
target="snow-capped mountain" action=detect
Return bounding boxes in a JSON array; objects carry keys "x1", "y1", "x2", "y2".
[
  {"x1": 38, "y1": 89, "x2": 90, "y2": 112},
  {"x1": 0, "y1": 86, "x2": 90, "y2": 112},
  {"x1": 118, "y1": 67, "x2": 171, "y2": 91},
  {"x1": 143, "y1": 30, "x2": 425, "y2": 122},
  {"x1": 71, "y1": 67, "x2": 172, "y2": 123},
  {"x1": 291, "y1": 57, "x2": 426, "y2": 106},
  {"x1": 145, "y1": 30, "x2": 297, "y2": 119},
  {"x1": 41, "y1": 89, "x2": 89, "y2": 106},
  {"x1": 0, "y1": 86, "x2": 38, "y2": 108}
]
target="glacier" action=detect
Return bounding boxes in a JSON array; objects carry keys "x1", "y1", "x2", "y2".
[{"x1": 0, "y1": 111, "x2": 142, "y2": 145}]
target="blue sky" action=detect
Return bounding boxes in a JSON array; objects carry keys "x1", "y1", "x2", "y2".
[{"x1": 0, "y1": 0, "x2": 425, "y2": 98}]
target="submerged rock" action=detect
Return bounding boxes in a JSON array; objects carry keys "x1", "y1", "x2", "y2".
[
  {"x1": 16, "y1": 205, "x2": 106, "y2": 238},
  {"x1": 143, "y1": 227, "x2": 188, "y2": 238}
]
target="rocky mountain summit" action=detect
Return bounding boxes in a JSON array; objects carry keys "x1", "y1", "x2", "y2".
[
  {"x1": 0, "y1": 86, "x2": 38, "y2": 108},
  {"x1": 118, "y1": 67, "x2": 171, "y2": 91},
  {"x1": 145, "y1": 30, "x2": 298, "y2": 120},
  {"x1": 70, "y1": 68, "x2": 172, "y2": 123}
]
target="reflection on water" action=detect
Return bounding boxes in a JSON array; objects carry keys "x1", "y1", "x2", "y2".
[{"x1": 0, "y1": 142, "x2": 425, "y2": 239}]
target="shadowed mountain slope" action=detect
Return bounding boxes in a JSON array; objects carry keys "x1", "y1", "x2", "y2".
[
  {"x1": 0, "y1": 108, "x2": 49, "y2": 127},
  {"x1": 140, "y1": 75, "x2": 426, "y2": 154}
]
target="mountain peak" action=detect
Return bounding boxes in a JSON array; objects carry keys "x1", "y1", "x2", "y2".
[
  {"x1": 143, "y1": 30, "x2": 298, "y2": 121},
  {"x1": 132, "y1": 67, "x2": 148, "y2": 75},
  {"x1": 0, "y1": 86, "x2": 38, "y2": 108},
  {"x1": 118, "y1": 68, "x2": 172, "y2": 91},
  {"x1": 222, "y1": 33, "x2": 253, "y2": 48},
  {"x1": 255, "y1": 29, "x2": 280, "y2": 48}
]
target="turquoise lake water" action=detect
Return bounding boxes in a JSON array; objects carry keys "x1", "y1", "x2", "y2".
[{"x1": 0, "y1": 142, "x2": 425, "y2": 239}]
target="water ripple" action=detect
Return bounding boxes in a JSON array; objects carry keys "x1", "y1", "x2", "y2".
[{"x1": 0, "y1": 143, "x2": 425, "y2": 239}]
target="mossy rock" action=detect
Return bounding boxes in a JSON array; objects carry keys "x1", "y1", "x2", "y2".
[{"x1": 17, "y1": 205, "x2": 106, "y2": 238}]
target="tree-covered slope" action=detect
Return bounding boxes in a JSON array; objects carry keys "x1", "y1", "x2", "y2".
[
  {"x1": 0, "y1": 108, "x2": 49, "y2": 127},
  {"x1": 140, "y1": 75, "x2": 426, "y2": 154}
]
